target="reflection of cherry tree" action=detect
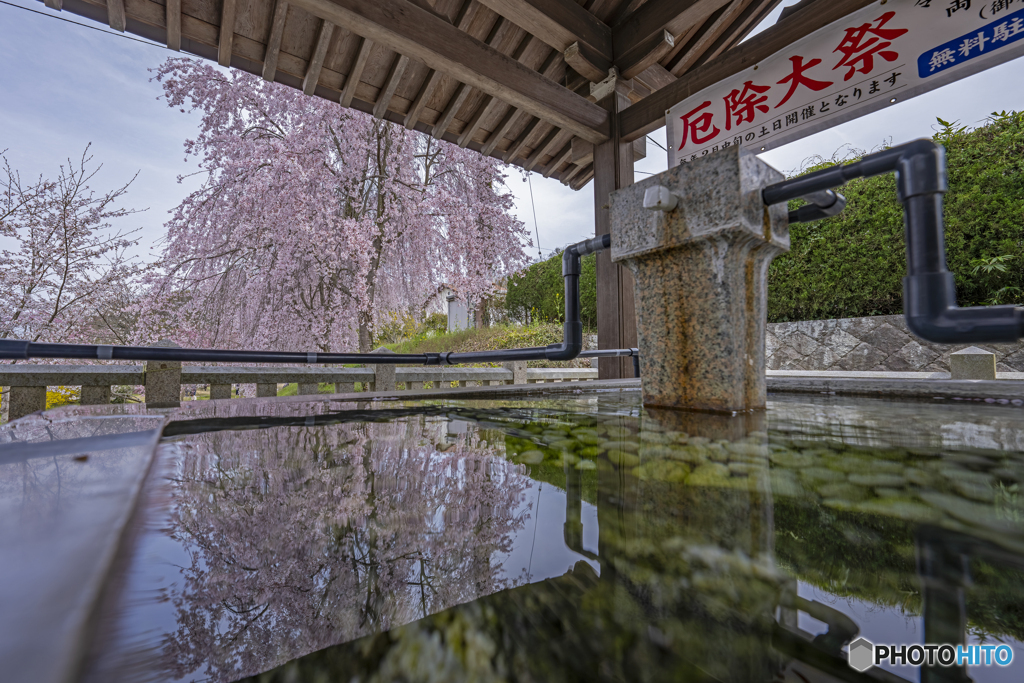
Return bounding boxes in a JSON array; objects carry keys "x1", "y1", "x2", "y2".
[{"x1": 163, "y1": 417, "x2": 529, "y2": 681}]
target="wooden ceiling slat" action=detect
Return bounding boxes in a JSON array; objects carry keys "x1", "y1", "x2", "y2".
[
  {"x1": 302, "y1": 20, "x2": 335, "y2": 94},
  {"x1": 288, "y1": 0, "x2": 609, "y2": 142},
  {"x1": 261, "y1": 0, "x2": 289, "y2": 79},
  {"x1": 218, "y1": 0, "x2": 239, "y2": 66},
  {"x1": 167, "y1": 0, "x2": 182, "y2": 49}
]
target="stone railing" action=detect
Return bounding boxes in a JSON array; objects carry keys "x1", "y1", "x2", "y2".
[{"x1": 0, "y1": 361, "x2": 599, "y2": 422}]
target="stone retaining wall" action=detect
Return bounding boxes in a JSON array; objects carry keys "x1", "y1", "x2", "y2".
[{"x1": 766, "y1": 314, "x2": 1024, "y2": 373}]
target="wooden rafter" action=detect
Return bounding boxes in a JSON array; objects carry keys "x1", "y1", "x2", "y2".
[
  {"x1": 166, "y1": 0, "x2": 181, "y2": 51},
  {"x1": 303, "y1": 20, "x2": 336, "y2": 96},
  {"x1": 432, "y1": 15, "x2": 513, "y2": 138},
  {"x1": 107, "y1": 0, "x2": 126, "y2": 32},
  {"x1": 612, "y1": 0, "x2": 729, "y2": 60},
  {"x1": 403, "y1": 0, "x2": 480, "y2": 130},
  {"x1": 481, "y1": 46, "x2": 561, "y2": 156},
  {"x1": 458, "y1": 32, "x2": 534, "y2": 147},
  {"x1": 665, "y1": 0, "x2": 745, "y2": 76},
  {"x1": 523, "y1": 126, "x2": 563, "y2": 171},
  {"x1": 618, "y1": 0, "x2": 877, "y2": 142},
  {"x1": 374, "y1": 55, "x2": 411, "y2": 118},
  {"x1": 287, "y1": 0, "x2": 610, "y2": 143},
  {"x1": 340, "y1": 36, "x2": 374, "y2": 108},
  {"x1": 476, "y1": 0, "x2": 612, "y2": 58},
  {"x1": 262, "y1": 0, "x2": 290, "y2": 81},
  {"x1": 542, "y1": 142, "x2": 572, "y2": 178},
  {"x1": 218, "y1": 0, "x2": 238, "y2": 67}
]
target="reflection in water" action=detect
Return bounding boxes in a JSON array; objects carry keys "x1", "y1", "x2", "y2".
[{"x1": 86, "y1": 395, "x2": 1024, "y2": 682}]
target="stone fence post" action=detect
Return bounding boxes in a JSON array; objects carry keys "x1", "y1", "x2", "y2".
[
  {"x1": 502, "y1": 361, "x2": 526, "y2": 385},
  {"x1": 144, "y1": 339, "x2": 182, "y2": 408},
  {"x1": 370, "y1": 347, "x2": 396, "y2": 392}
]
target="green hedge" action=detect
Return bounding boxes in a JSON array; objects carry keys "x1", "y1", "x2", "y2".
[
  {"x1": 504, "y1": 251, "x2": 597, "y2": 330},
  {"x1": 505, "y1": 113, "x2": 1024, "y2": 325},
  {"x1": 768, "y1": 111, "x2": 1024, "y2": 322}
]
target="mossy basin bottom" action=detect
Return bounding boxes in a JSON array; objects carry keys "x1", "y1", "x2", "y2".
[{"x1": 83, "y1": 393, "x2": 1024, "y2": 683}]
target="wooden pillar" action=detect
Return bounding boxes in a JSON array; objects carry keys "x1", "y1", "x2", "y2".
[{"x1": 594, "y1": 83, "x2": 637, "y2": 379}]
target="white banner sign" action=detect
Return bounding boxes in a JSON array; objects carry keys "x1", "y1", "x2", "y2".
[{"x1": 667, "y1": 0, "x2": 1024, "y2": 167}]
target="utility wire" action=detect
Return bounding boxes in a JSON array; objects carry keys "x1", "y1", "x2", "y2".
[
  {"x1": 527, "y1": 173, "x2": 542, "y2": 261},
  {"x1": 0, "y1": 0, "x2": 167, "y2": 50}
]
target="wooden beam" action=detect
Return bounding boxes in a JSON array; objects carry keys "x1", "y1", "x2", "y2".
[
  {"x1": 612, "y1": 0, "x2": 729, "y2": 62},
  {"x1": 289, "y1": 0, "x2": 610, "y2": 143},
  {"x1": 166, "y1": 0, "x2": 181, "y2": 50},
  {"x1": 618, "y1": 0, "x2": 877, "y2": 142},
  {"x1": 542, "y1": 142, "x2": 572, "y2": 178},
  {"x1": 107, "y1": 0, "x2": 126, "y2": 32},
  {"x1": 564, "y1": 41, "x2": 611, "y2": 83},
  {"x1": 403, "y1": 1, "x2": 480, "y2": 129},
  {"x1": 524, "y1": 127, "x2": 563, "y2": 171},
  {"x1": 430, "y1": 14, "x2": 512, "y2": 138},
  {"x1": 218, "y1": 0, "x2": 238, "y2": 67},
  {"x1": 43, "y1": 0, "x2": 61, "y2": 10},
  {"x1": 340, "y1": 36, "x2": 374, "y2": 108},
  {"x1": 262, "y1": 0, "x2": 290, "y2": 81},
  {"x1": 594, "y1": 88, "x2": 636, "y2": 378},
  {"x1": 374, "y1": 54, "x2": 410, "y2": 118},
  {"x1": 476, "y1": 0, "x2": 612, "y2": 59},
  {"x1": 303, "y1": 20, "x2": 336, "y2": 96},
  {"x1": 617, "y1": 28, "x2": 673, "y2": 80}
]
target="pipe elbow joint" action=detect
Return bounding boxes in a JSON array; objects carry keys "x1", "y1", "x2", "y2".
[
  {"x1": 896, "y1": 140, "x2": 947, "y2": 201},
  {"x1": 904, "y1": 273, "x2": 1024, "y2": 344}
]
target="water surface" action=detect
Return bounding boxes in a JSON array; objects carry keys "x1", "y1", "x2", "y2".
[{"x1": 82, "y1": 393, "x2": 1024, "y2": 682}]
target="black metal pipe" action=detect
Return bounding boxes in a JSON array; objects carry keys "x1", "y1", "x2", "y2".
[
  {"x1": 0, "y1": 235, "x2": 619, "y2": 366},
  {"x1": 763, "y1": 139, "x2": 1024, "y2": 345}
]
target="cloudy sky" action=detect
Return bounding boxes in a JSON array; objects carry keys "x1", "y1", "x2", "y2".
[{"x1": 2, "y1": 0, "x2": 1024, "y2": 264}]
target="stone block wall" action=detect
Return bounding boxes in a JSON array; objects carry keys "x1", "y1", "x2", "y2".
[{"x1": 766, "y1": 315, "x2": 1024, "y2": 372}]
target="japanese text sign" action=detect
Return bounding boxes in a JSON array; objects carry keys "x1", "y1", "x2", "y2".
[{"x1": 667, "y1": 0, "x2": 1024, "y2": 167}]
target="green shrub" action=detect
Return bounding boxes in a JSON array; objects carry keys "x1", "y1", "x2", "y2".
[
  {"x1": 768, "y1": 111, "x2": 1024, "y2": 322},
  {"x1": 504, "y1": 250, "x2": 597, "y2": 329}
]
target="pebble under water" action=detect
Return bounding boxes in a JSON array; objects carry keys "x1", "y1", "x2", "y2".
[{"x1": 82, "y1": 393, "x2": 1024, "y2": 682}]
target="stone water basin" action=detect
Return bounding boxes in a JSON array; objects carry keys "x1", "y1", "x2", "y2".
[{"x1": 2, "y1": 391, "x2": 1023, "y2": 682}]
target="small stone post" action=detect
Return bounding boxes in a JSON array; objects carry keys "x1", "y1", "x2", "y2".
[
  {"x1": 209, "y1": 384, "x2": 232, "y2": 400},
  {"x1": 80, "y1": 384, "x2": 112, "y2": 406},
  {"x1": 144, "y1": 339, "x2": 182, "y2": 408},
  {"x1": 950, "y1": 346, "x2": 997, "y2": 380},
  {"x1": 370, "y1": 347, "x2": 396, "y2": 392},
  {"x1": 256, "y1": 383, "x2": 278, "y2": 398},
  {"x1": 297, "y1": 382, "x2": 319, "y2": 395},
  {"x1": 8, "y1": 386, "x2": 46, "y2": 421},
  {"x1": 610, "y1": 147, "x2": 789, "y2": 412},
  {"x1": 502, "y1": 361, "x2": 526, "y2": 385}
]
